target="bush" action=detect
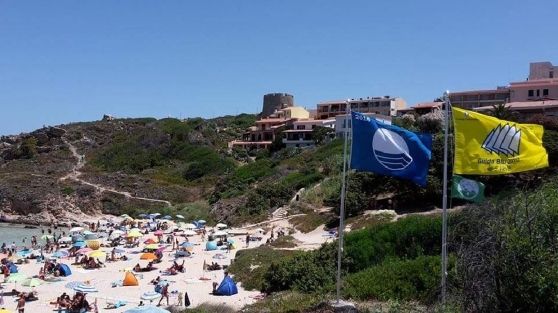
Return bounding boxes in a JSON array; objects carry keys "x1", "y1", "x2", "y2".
[
  {"x1": 453, "y1": 178, "x2": 558, "y2": 313},
  {"x1": 19, "y1": 137, "x2": 38, "y2": 159},
  {"x1": 344, "y1": 255, "x2": 454, "y2": 303},
  {"x1": 344, "y1": 215, "x2": 442, "y2": 272}
]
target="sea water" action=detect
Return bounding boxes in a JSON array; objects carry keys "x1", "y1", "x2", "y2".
[{"x1": 0, "y1": 223, "x2": 69, "y2": 248}]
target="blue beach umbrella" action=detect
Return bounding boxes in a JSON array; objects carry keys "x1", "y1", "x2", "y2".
[
  {"x1": 52, "y1": 250, "x2": 69, "y2": 258},
  {"x1": 73, "y1": 241, "x2": 86, "y2": 248}
]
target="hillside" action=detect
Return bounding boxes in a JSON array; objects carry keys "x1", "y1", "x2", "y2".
[{"x1": 1, "y1": 112, "x2": 557, "y2": 228}]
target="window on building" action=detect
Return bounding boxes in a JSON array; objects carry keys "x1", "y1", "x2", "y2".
[
  {"x1": 297, "y1": 125, "x2": 305, "y2": 130},
  {"x1": 536, "y1": 89, "x2": 540, "y2": 97},
  {"x1": 543, "y1": 89, "x2": 549, "y2": 96},
  {"x1": 550, "y1": 71, "x2": 554, "y2": 78},
  {"x1": 528, "y1": 90, "x2": 534, "y2": 97},
  {"x1": 311, "y1": 125, "x2": 316, "y2": 129}
]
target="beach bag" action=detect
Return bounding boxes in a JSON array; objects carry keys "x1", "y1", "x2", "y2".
[{"x1": 184, "y1": 291, "x2": 191, "y2": 307}]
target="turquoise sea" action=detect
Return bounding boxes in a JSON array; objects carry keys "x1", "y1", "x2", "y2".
[{"x1": 0, "y1": 223, "x2": 69, "y2": 248}]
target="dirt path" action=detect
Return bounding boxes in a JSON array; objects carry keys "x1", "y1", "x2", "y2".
[{"x1": 60, "y1": 137, "x2": 172, "y2": 206}]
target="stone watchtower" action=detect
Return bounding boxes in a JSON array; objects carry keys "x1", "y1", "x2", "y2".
[{"x1": 261, "y1": 93, "x2": 294, "y2": 118}]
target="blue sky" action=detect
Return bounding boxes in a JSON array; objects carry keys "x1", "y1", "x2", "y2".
[{"x1": 1, "y1": 0, "x2": 556, "y2": 135}]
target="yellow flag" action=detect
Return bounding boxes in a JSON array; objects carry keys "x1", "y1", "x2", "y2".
[{"x1": 452, "y1": 107, "x2": 548, "y2": 175}]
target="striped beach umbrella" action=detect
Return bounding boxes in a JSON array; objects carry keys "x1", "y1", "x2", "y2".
[{"x1": 74, "y1": 283, "x2": 98, "y2": 293}]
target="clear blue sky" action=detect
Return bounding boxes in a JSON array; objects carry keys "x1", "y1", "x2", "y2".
[{"x1": 1, "y1": 0, "x2": 556, "y2": 135}]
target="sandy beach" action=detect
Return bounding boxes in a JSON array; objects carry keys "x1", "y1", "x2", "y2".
[{"x1": 0, "y1": 217, "x2": 331, "y2": 313}]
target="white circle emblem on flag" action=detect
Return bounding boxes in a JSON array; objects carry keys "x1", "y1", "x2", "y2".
[
  {"x1": 457, "y1": 178, "x2": 480, "y2": 199},
  {"x1": 372, "y1": 128, "x2": 413, "y2": 171}
]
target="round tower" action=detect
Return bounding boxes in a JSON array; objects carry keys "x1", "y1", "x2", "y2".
[{"x1": 262, "y1": 93, "x2": 294, "y2": 117}]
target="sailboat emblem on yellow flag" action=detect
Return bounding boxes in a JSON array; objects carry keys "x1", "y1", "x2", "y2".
[
  {"x1": 452, "y1": 107, "x2": 548, "y2": 175},
  {"x1": 481, "y1": 124, "x2": 521, "y2": 156}
]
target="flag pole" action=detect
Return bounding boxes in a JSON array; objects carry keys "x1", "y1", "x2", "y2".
[
  {"x1": 335, "y1": 99, "x2": 351, "y2": 304},
  {"x1": 441, "y1": 90, "x2": 451, "y2": 305}
]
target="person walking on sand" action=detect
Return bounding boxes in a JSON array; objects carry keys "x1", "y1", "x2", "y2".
[
  {"x1": 245, "y1": 234, "x2": 250, "y2": 248},
  {"x1": 157, "y1": 284, "x2": 169, "y2": 306}
]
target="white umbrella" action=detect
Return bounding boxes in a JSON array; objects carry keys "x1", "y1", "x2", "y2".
[
  {"x1": 74, "y1": 283, "x2": 98, "y2": 293},
  {"x1": 176, "y1": 215, "x2": 185, "y2": 219},
  {"x1": 213, "y1": 230, "x2": 227, "y2": 237},
  {"x1": 183, "y1": 230, "x2": 197, "y2": 236},
  {"x1": 183, "y1": 223, "x2": 196, "y2": 230},
  {"x1": 59, "y1": 236, "x2": 72, "y2": 243},
  {"x1": 70, "y1": 227, "x2": 84, "y2": 233},
  {"x1": 216, "y1": 223, "x2": 227, "y2": 229}
]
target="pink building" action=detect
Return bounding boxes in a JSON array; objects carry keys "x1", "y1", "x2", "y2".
[{"x1": 509, "y1": 79, "x2": 558, "y2": 102}]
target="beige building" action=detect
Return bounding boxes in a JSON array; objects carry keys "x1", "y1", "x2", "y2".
[
  {"x1": 474, "y1": 100, "x2": 558, "y2": 118},
  {"x1": 529, "y1": 61, "x2": 556, "y2": 80},
  {"x1": 282, "y1": 119, "x2": 335, "y2": 148},
  {"x1": 229, "y1": 105, "x2": 310, "y2": 150},
  {"x1": 316, "y1": 97, "x2": 406, "y2": 119},
  {"x1": 509, "y1": 79, "x2": 558, "y2": 102}
]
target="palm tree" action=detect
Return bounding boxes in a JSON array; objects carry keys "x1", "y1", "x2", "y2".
[{"x1": 489, "y1": 103, "x2": 513, "y2": 120}]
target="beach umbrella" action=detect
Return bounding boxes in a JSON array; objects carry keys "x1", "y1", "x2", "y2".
[
  {"x1": 227, "y1": 238, "x2": 235, "y2": 244},
  {"x1": 77, "y1": 248, "x2": 92, "y2": 255},
  {"x1": 59, "y1": 236, "x2": 72, "y2": 243},
  {"x1": 153, "y1": 230, "x2": 163, "y2": 236},
  {"x1": 5, "y1": 273, "x2": 27, "y2": 283},
  {"x1": 72, "y1": 234, "x2": 85, "y2": 242},
  {"x1": 84, "y1": 234, "x2": 98, "y2": 240},
  {"x1": 70, "y1": 227, "x2": 84, "y2": 233},
  {"x1": 41, "y1": 234, "x2": 54, "y2": 240},
  {"x1": 83, "y1": 230, "x2": 94, "y2": 235},
  {"x1": 140, "y1": 253, "x2": 158, "y2": 260},
  {"x1": 183, "y1": 223, "x2": 196, "y2": 230},
  {"x1": 183, "y1": 230, "x2": 197, "y2": 236},
  {"x1": 151, "y1": 213, "x2": 161, "y2": 217},
  {"x1": 124, "y1": 305, "x2": 170, "y2": 313},
  {"x1": 73, "y1": 241, "x2": 86, "y2": 248},
  {"x1": 216, "y1": 223, "x2": 227, "y2": 229},
  {"x1": 175, "y1": 214, "x2": 184, "y2": 219},
  {"x1": 197, "y1": 219, "x2": 206, "y2": 224},
  {"x1": 89, "y1": 250, "x2": 106, "y2": 258},
  {"x1": 180, "y1": 242, "x2": 194, "y2": 248},
  {"x1": 74, "y1": 283, "x2": 98, "y2": 293},
  {"x1": 127, "y1": 232, "x2": 142, "y2": 238},
  {"x1": 213, "y1": 230, "x2": 227, "y2": 237},
  {"x1": 113, "y1": 248, "x2": 126, "y2": 254},
  {"x1": 21, "y1": 277, "x2": 44, "y2": 287},
  {"x1": 162, "y1": 215, "x2": 172, "y2": 220},
  {"x1": 52, "y1": 250, "x2": 69, "y2": 258},
  {"x1": 144, "y1": 238, "x2": 157, "y2": 244},
  {"x1": 144, "y1": 244, "x2": 159, "y2": 250},
  {"x1": 120, "y1": 214, "x2": 131, "y2": 218}
]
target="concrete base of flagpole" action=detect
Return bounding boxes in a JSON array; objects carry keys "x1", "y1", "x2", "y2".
[{"x1": 330, "y1": 300, "x2": 357, "y2": 312}]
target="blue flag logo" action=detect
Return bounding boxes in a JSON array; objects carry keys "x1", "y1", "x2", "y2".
[{"x1": 350, "y1": 112, "x2": 432, "y2": 186}]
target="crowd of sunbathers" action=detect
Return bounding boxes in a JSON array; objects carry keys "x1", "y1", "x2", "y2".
[
  {"x1": 133, "y1": 261, "x2": 154, "y2": 272},
  {"x1": 74, "y1": 255, "x2": 104, "y2": 269},
  {"x1": 50, "y1": 291, "x2": 94, "y2": 312}
]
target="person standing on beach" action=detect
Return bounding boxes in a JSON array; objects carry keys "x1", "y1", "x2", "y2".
[
  {"x1": 245, "y1": 234, "x2": 250, "y2": 248},
  {"x1": 157, "y1": 284, "x2": 169, "y2": 306},
  {"x1": 17, "y1": 294, "x2": 25, "y2": 313}
]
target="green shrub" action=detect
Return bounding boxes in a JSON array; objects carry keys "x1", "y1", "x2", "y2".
[
  {"x1": 344, "y1": 255, "x2": 453, "y2": 303},
  {"x1": 453, "y1": 178, "x2": 558, "y2": 313},
  {"x1": 228, "y1": 246, "x2": 295, "y2": 291},
  {"x1": 344, "y1": 215, "x2": 442, "y2": 272}
]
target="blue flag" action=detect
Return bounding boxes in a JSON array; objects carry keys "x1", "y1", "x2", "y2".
[{"x1": 350, "y1": 112, "x2": 433, "y2": 186}]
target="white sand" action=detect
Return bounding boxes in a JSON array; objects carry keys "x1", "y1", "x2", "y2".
[
  {"x1": 1, "y1": 233, "x2": 266, "y2": 312},
  {"x1": 1, "y1": 218, "x2": 332, "y2": 313}
]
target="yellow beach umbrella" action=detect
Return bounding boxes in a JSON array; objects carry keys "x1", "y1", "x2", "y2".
[
  {"x1": 0, "y1": 309, "x2": 14, "y2": 313},
  {"x1": 144, "y1": 244, "x2": 159, "y2": 250},
  {"x1": 88, "y1": 250, "x2": 106, "y2": 258}
]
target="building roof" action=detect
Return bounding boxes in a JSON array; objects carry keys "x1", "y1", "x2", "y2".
[
  {"x1": 412, "y1": 102, "x2": 442, "y2": 109},
  {"x1": 450, "y1": 88, "x2": 510, "y2": 95},
  {"x1": 474, "y1": 100, "x2": 558, "y2": 111},
  {"x1": 283, "y1": 129, "x2": 314, "y2": 133}
]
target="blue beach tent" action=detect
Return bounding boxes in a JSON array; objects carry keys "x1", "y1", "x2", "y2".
[
  {"x1": 205, "y1": 241, "x2": 218, "y2": 251},
  {"x1": 58, "y1": 264, "x2": 72, "y2": 277},
  {"x1": 215, "y1": 276, "x2": 238, "y2": 296}
]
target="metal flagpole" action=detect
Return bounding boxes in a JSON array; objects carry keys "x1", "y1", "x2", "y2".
[
  {"x1": 335, "y1": 99, "x2": 351, "y2": 304},
  {"x1": 441, "y1": 91, "x2": 451, "y2": 304}
]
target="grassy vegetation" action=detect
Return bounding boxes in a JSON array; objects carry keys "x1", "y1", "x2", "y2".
[
  {"x1": 344, "y1": 255, "x2": 454, "y2": 303},
  {"x1": 289, "y1": 213, "x2": 331, "y2": 233},
  {"x1": 345, "y1": 212, "x2": 395, "y2": 230},
  {"x1": 179, "y1": 303, "x2": 235, "y2": 313},
  {"x1": 268, "y1": 235, "x2": 298, "y2": 249},
  {"x1": 242, "y1": 291, "x2": 328, "y2": 313},
  {"x1": 228, "y1": 246, "x2": 296, "y2": 291}
]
